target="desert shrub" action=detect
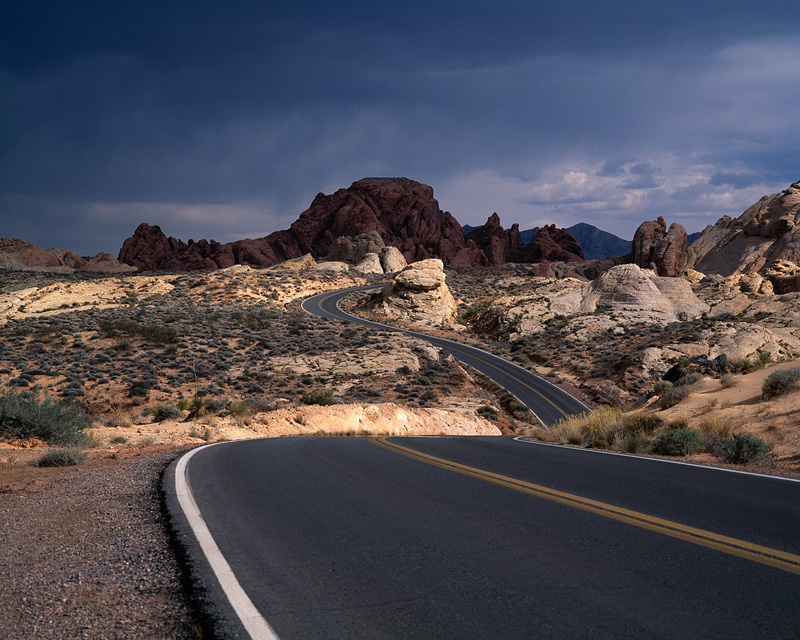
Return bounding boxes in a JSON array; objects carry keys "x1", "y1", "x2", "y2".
[
  {"x1": 553, "y1": 420, "x2": 584, "y2": 446},
  {"x1": 36, "y1": 447, "x2": 87, "y2": 467},
  {"x1": 150, "y1": 402, "x2": 181, "y2": 422},
  {"x1": 302, "y1": 388, "x2": 334, "y2": 406},
  {"x1": 653, "y1": 380, "x2": 673, "y2": 395},
  {"x1": 621, "y1": 412, "x2": 663, "y2": 434},
  {"x1": 230, "y1": 310, "x2": 272, "y2": 330},
  {"x1": 665, "y1": 416, "x2": 689, "y2": 431},
  {"x1": 651, "y1": 428, "x2": 704, "y2": 457},
  {"x1": 128, "y1": 379, "x2": 153, "y2": 398},
  {"x1": 620, "y1": 431, "x2": 648, "y2": 453},
  {"x1": 731, "y1": 357, "x2": 753, "y2": 374},
  {"x1": 0, "y1": 391, "x2": 89, "y2": 446},
  {"x1": 722, "y1": 433, "x2": 774, "y2": 467},
  {"x1": 476, "y1": 405, "x2": 499, "y2": 420},
  {"x1": 658, "y1": 384, "x2": 691, "y2": 409},
  {"x1": 98, "y1": 318, "x2": 179, "y2": 345},
  {"x1": 698, "y1": 415, "x2": 734, "y2": 456},
  {"x1": 188, "y1": 396, "x2": 207, "y2": 419},
  {"x1": 761, "y1": 367, "x2": 800, "y2": 400},
  {"x1": 681, "y1": 371, "x2": 704, "y2": 386},
  {"x1": 229, "y1": 401, "x2": 251, "y2": 417},
  {"x1": 754, "y1": 351, "x2": 772, "y2": 370},
  {"x1": 719, "y1": 373, "x2": 737, "y2": 389},
  {"x1": 110, "y1": 435, "x2": 128, "y2": 444}
]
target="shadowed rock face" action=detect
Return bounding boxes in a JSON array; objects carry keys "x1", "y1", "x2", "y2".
[
  {"x1": 465, "y1": 215, "x2": 584, "y2": 265},
  {"x1": 515, "y1": 225, "x2": 584, "y2": 263},
  {"x1": 682, "y1": 180, "x2": 800, "y2": 277},
  {"x1": 464, "y1": 213, "x2": 524, "y2": 265},
  {"x1": 632, "y1": 217, "x2": 688, "y2": 277},
  {"x1": 118, "y1": 178, "x2": 479, "y2": 271}
]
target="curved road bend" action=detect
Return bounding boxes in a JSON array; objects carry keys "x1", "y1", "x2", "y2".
[
  {"x1": 168, "y1": 435, "x2": 800, "y2": 640},
  {"x1": 301, "y1": 286, "x2": 588, "y2": 426}
]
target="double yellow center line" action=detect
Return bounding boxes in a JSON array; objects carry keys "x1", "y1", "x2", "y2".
[{"x1": 371, "y1": 437, "x2": 800, "y2": 575}]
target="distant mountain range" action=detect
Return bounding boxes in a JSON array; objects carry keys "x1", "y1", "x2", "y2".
[{"x1": 461, "y1": 223, "x2": 703, "y2": 260}]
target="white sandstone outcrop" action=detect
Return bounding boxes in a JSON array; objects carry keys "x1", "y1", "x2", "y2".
[
  {"x1": 380, "y1": 259, "x2": 457, "y2": 325},
  {"x1": 379, "y1": 246, "x2": 407, "y2": 274},
  {"x1": 352, "y1": 252, "x2": 384, "y2": 274},
  {"x1": 578, "y1": 264, "x2": 709, "y2": 322}
]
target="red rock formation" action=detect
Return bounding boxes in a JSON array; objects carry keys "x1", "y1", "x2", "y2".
[
  {"x1": 631, "y1": 216, "x2": 687, "y2": 277},
  {"x1": 118, "y1": 178, "x2": 481, "y2": 271},
  {"x1": 464, "y1": 213, "x2": 525, "y2": 265},
  {"x1": 514, "y1": 224, "x2": 584, "y2": 263},
  {"x1": 464, "y1": 216, "x2": 583, "y2": 265},
  {"x1": 449, "y1": 240, "x2": 489, "y2": 268}
]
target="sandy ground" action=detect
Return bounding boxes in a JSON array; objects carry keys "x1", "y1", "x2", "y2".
[{"x1": 657, "y1": 360, "x2": 800, "y2": 471}]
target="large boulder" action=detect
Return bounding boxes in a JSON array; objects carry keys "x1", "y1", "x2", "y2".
[
  {"x1": 81, "y1": 252, "x2": 138, "y2": 273},
  {"x1": 632, "y1": 217, "x2": 688, "y2": 277},
  {"x1": 579, "y1": 264, "x2": 708, "y2": 322},
  {"x1": 378, "y1": 246, "x2": 407, "y2": 273},
  {"x1": 764, "y1": 259, "x2": 800, "y2": 294},
  {"x1": 270, "y1": 253, "x2": 317, "y2": 271},
  {"x1": 325, "y1": 231, "x2": 385, "y2": 263},
  {"x1": 49, "y1": 248, "x2": 88, "y2": 269},
  {"x1": 380, "y1": 259, "x2": 457, "y2": 325},
  {"x1": 352, "y1": 253, "x2": 384, "y2": 274}
]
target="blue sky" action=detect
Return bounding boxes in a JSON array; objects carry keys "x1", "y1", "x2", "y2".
[{"x1": 2, "y1": 1, "x2": 799, "y2": 255}]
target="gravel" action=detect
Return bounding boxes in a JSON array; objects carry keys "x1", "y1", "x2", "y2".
[{"x1": 0, "y1": 447, "x2": 199, "y2": 639}]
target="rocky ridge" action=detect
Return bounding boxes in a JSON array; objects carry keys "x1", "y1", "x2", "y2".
[
  {"x1": 683, "y1": 179, "x2": 800, "y2": 277},
  {"x1": 463, "y1": 213, "x2": 584, "y2": 265},
  {"x1": 0, "y1": 238, "x2": 135, "y2": 274},
  {"x1": 119, "y1": 178, "x2": 482, "y2": 271}
]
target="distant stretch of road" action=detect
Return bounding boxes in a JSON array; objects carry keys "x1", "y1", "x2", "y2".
[
  {"x1": 166, "y1": 436, "x2": 800, "y2": 639},
  {"x1": 301, "y1": 286, "x2": 588, "y2": 426}
]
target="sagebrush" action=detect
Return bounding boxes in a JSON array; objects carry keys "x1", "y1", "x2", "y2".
[{"x1": 0, "y1": 391, "x2": 89, "y2": 446}]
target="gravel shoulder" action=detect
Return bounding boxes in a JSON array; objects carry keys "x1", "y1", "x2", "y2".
[{"x1": 0, "y1": 446, "x2": 200, "y2": 639}]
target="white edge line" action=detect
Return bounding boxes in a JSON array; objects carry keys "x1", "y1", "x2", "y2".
[
  {"x1": 175, "y1": 444, "x2": 281, "y2": 640},
  {"x1": 513, "y1": 436, "x2": 800, "y2": 484}
]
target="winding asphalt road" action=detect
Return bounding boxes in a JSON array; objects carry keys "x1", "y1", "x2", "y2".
[
  {"x1": 163, "y1": 286, "x2": 800, "y2": 638},
  {"x1": 166, "y1": 436, "x2": 800, "y2": 639},
  {"x1": 300, "y1": 285, "x2": 589, "y2": 426}
]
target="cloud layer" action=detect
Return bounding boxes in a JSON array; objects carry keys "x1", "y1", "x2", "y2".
[{"x1": 1, "y1": 1, "x2": 799, "y2": 254}]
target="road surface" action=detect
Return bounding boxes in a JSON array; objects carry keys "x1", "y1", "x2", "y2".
[
  {"x1": 301, "y1": 286, "x2": 588, "y2": 426},
  {"x1": 166, "y1": 436, "x2": 800, "y2": 639}
]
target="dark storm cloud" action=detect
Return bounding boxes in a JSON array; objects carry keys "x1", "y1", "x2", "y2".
[{"x1": 1, "y1": 1, "x2": 800, "y2": 253}]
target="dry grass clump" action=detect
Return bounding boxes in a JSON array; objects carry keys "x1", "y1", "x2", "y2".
[
  {"x1": 543, "y1": 407, "x2": 666, "y2": 450},
  {"x1": 546, "y1": 406, "x2": 622, "y2": 448},
  {"x1": 533, "y1": 408, "x2": 767, "y2": 467}
]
